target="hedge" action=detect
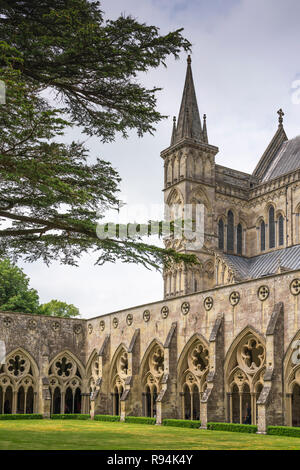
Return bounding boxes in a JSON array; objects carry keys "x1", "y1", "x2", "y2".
[
  {"x1": 268, "y1": 426, "x2": 300, "y2": 438},
  {"x1": 125, "y1": 416, "x2": 156, "y2": 425},
  {"x1": 94, "y1": 415, "x2": 120, "y2": 422},
  {"x1": 0, "y1": 414, "x2": 43, "y2": 420},
  {"x1": 163, "y1": 419, "x2": 201, "y2": 429},
  {"x1": 51, "y1": 414, "x2": 90, "y2": 420},
  {"x1": 207, "y1": 422, "x2": 257, "y2": 433}
]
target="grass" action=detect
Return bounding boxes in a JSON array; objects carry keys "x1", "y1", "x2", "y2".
[{"x1": 0, "y1": 420, "x2": 300, "y2": 450}]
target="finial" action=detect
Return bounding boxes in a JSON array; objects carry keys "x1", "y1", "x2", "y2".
[
  {"x1": 277, "y1": 108, "x2": 284, "y2": 127},
  {"x1": 203, "y1": 114, "x2": 206, "y2": 121},
  {"x1": 173, "y1": 116, "x2": 176, "y2": 124},
  {"x1": 187, "y1": 55, "x2": 191, "y2": 65}
]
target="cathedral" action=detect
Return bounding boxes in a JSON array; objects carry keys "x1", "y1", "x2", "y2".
[{"x1": 1, "y1": 56, "x2": 300, "y2": 433}]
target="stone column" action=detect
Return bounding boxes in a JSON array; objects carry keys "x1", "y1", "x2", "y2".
[
  {"x1": 41, "y1": 378, "x2": 51, "y2": 418},
  {"x1": 201, "y1": 314, "x2": 225, "y2": 428},
  {"x1": 155, "y1": 323, "x2": 177, "y2": 424},
  {"x1": 286, "y1": 393, "x2": 292, "y2": 427},
  {"x1": 12, "y1": 390, "x2": 17, "y2": 414},
  {"x1": 257, "y1": 302, "x2": 284, "y2": 433}
]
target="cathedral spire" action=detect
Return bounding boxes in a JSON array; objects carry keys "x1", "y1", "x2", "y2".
[
  {"x1": 173, "y1": 55, "x2": 203, "y2": 144},
  {"x1": 170, "y1": 116, "x2": 177, "y2": 146},
  {"x1": 202, "y1": 114, "x2": 208, "y2": 143}
]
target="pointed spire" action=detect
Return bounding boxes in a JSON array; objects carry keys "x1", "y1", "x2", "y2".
[
  {"x1": 174, "y1": 55, "x2": 203, "y2": 144},
  {"x1": 202, "y1": 114, "x2": 208, "y2": 143},
  {"x1": 170, "y1": 116, "x2": 177, "y2": 146}
]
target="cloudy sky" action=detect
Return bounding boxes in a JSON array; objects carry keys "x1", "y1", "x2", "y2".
[{"x1": 20, "y1": 0, "x2": 300, "y2": 318}]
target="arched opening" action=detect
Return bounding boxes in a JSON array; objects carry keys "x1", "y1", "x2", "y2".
[
  {"x1": 192, "y1": 385, "x2": 200, "y2": 421},
  {"x1": 237, "y1": 223, "x2": 243, "y2": 255},
  {"x1": 145, "y1": 386, "x2": 151, "y2": 417},
  {"x1": 74, "y1": 388, "x2": 81, "y2": 414},
  {"x1": 255, "y1": 383, "x2": 263, "y2": 425},
  {"x1": 113, "y1": 386, "x2": 123, "y2": 416},
  {"x1": 218, "y1": 219, "x2": 224, "y2": 251},
  {"x1": 292, "y1": 383, "x2": 300, "y2": 427},
  {"x1": 17, "y1": 386, "x2": 25, "y2": 414},
  {"x1": 65, "y1": 387, "x2": 73, "y2": 414},
  {"x1": 144, "y1": 385, "x2": 157, "y2": 418},
  {"x1": 227, "y1": 211, "x2": 234, "y2": 252},
  {"x1": 278, "y1": 215, "x2": 284, "y2": 246},
  {"x1": 231, "y1": 384, "x2": 240, "y2": 423},
  {"x1": 269, "y1": 206, "x2": 275, "y2": 248},
  {"x1": 4, "y1": 386, "x2": 12, "y2": 414},
  {"x1": 53, "y1": 387, "x2": 61, "y2": 414},
  {"x1": 183, "y1": 384, "x2": 191, "y2": 420},
  {"x1": 242, "y1": 383, "x2": 251, "y2": 424},
  {"x1": 26, "y1": 386, "x2": 34, "y2": 414},
  {"x1": 260, "y1": 221, "x2": 266, "y2": 252}
]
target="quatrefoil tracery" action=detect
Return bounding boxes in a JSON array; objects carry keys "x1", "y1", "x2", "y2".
[
  {"x1": 7, "y1": 354, "x2": 29, "y2": 378},
  {"x1": 229, "y1": 291, "x2": 240, "y2": 306},
  {"x1": 150, "y1": 347, "x2": 164, "y2": 377},
  {"x1": 291, "y1": 279, "x2": 300, "y2": 296},
  {"x1": 188, "y1": 342, "x2": 209, "y2": 376},
  {"x1": 238, "y1": 337, "x2": 265, "y2": 374},
  {"x1": 54, "y1": 356, "x2": 75, "y2": 379},
  {"x1": 118, "y1": 351, "x2": 129, "y2": 377}
]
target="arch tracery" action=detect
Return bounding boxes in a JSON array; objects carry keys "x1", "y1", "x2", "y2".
[
  {"x1": 0, "y1": 349, "x2": 38, "y2": 414},
  {"x1": 48, "y1": 351, "x2": 84, "y2": 415},
  {"x1": 225, "y1": 329, "x2": 265, "y2": 425},
  {"x1": 178, "y1": 336, "x2": 209, "y2": 421},
  {"x1": 141, "y1": 341, "x2": 165, "y2": 418}
]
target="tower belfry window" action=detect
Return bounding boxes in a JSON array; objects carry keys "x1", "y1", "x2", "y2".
[
  {"x1": 227, "y1": 211, "x2": 234, "y2": 252},
  {"x1": 218, "y1": 219, "x2": 224, "y2": 250},
  {"x1": 260, "y1": 221, "x2": 266, "y2": 252},
  {"x1": 278, "y1": 215, "x2": 284, "y2": 246},
  {"x1": 269, "y1": 206, "x2": 275, "y2": 249}
]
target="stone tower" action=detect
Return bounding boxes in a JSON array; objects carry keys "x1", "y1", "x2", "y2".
[{"x1": 161, "y1": 56, "x2": 219, "y2": 299}]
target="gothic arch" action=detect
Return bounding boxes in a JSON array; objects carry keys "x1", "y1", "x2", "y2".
[
  {"x1": 0, "y1": 348, "x2": 39, "y2": 414},
  {"x1": 283, "y1": 331, "x2": 300, "y2": 426},
  {"x1": 224, "y1": 326, "x2": 265, "y2": 375},
  {"x1": 140, "y1": 339, "x2": 164, "y2": 418},
  {"x1": 224, "y1": 326, "x2": 266, "y2": 425},
  {"x1": 86, "y1": 349, "x2": 100, "y2": 397},
  {"x1": 4, "y1": 347, "x2": 39, "y2": 378},
  {"x1": 166, "y1": 187, "x2": 184, "y2": 206},
  {"x1": 177, "y1": 333, "x2": 209, "y2": 377},
  {"x1": 177, "y1": 334, "x2": 209, "y2": 421},
  {"x1": 189, "y1": 187, "x2": 211, "y2": 212},
  {"x1": 173, "y1": 155, "x2": 180, "y2": 182},
  {"x1": 49, "y1": 349, "x2": 85, "y2": 379},
  {"x1": 109, "y1": 343, "x2": 129, "y2": 389},
  {"x1": 48, "y1": 350, "x2": 85, "y2": 414},
  {"x1": 140, "y1": 339, "x2": 164, "y2": 376}
]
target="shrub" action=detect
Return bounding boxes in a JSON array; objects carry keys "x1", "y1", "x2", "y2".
[
  {"x1": 268, "y1": 426, "x2": 300, "y2": 438},
  {"x1": 207, "y1": 422, "x2": 257, "y2": 433},
  {"x1": 94, "y1": 415, "x2": 120, "y2": 422},
  {"x1": 163, "y1": 419, "x2": 201, "y2": 429},
  {"x1": 0, "y1": 414, "x2": 43, "y2": 420},
  {"x1": 125, "y1": 416, "x2": 156, "y2": 425},
  {"x1": 51, "y1": 414, "x2": 90, "y2": 420}
]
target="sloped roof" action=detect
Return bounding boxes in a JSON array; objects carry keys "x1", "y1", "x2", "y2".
[
  {"x1": 252, "y1": 126, "x2": 287, "y2": 180},
  {"x1": 223, "y1": 245, "x2": 300, "y2": 280},
  {"x1": 261, "y1": 135, "x2": 300, "y2": 182}
]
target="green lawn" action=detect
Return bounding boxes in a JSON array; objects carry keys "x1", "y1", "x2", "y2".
[{"x1": 0, "y1": 420, "x2": 300, "y2": 450}]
